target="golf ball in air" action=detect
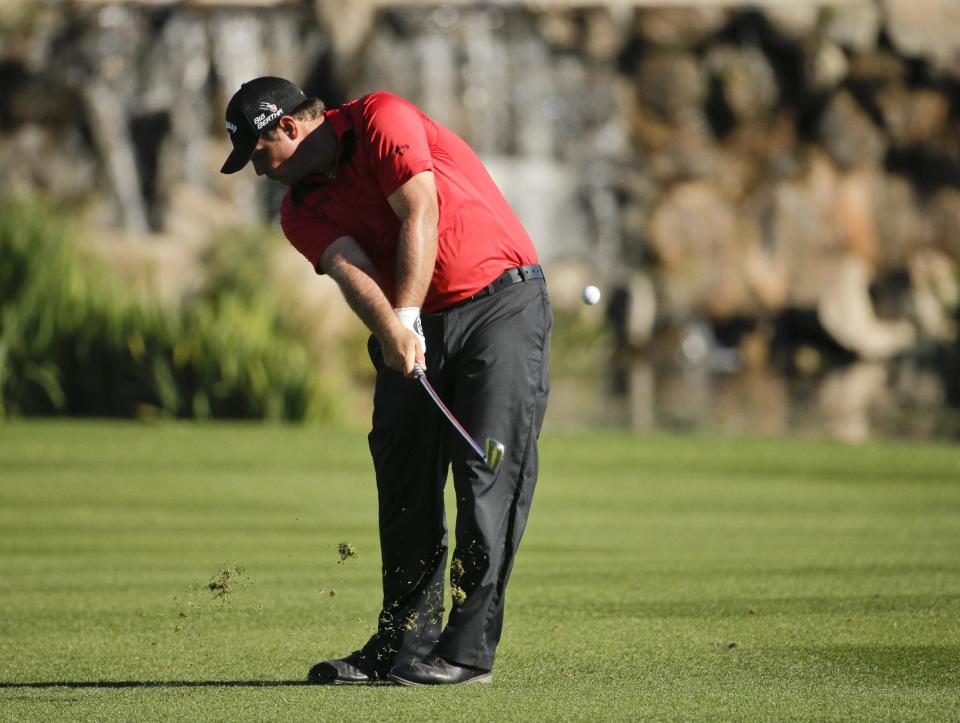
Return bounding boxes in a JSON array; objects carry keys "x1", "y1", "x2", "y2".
[{"x1": 581, "y1": 285, "x2": 601, "y2": 305}]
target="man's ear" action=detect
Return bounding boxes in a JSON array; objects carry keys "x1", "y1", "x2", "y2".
[{"x1": 278, "y1": 115, "x2": 298, "y2": 139}]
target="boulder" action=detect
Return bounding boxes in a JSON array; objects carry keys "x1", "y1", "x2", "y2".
[
  {"x1": 846, "y1": 49, "x2": 905, "y2": 84},
  {"x1": 647, "y1": 182, "x2": 741, "y2": 319},
  {"x1": 536, "y1": 9, "x2": 579, "y2": 50},
  {"x1": 722, "y1": 113, "x2": 801, "y2": 188},
  {"x1": 763, "y1": 4, "x2": 819, "y2": 40},
  {"x1": 634, "y1": 8, "x2": 729, "y2": 49},
  {"x1": 834, "y1": 168, "x2": 878, "y2": 263},
  {"x1": 825, "y1": 0, "x2": 881, "y2": 51},
  {"x1": 817, "y1": 254, "x2": 916, "y2": 359},
  {"x1": 649, "y1": 119, "x2": 724, "y2": 184},
  {"x1": 312, "y1": 0, "x2": 376, "y2": 65},
  {"x1": 583, "y1": 7, "x2": 628, "y2": 62},
  {"x1": 870, "y1": 171, "x2": 924, "y2": 269},
  {"x1": 83, "y1": 81, "x2": 149, "y2": 233},
  {"x1": 741, "y1": 218, "x2": 789, "y2": 312},
  {"x1": 909, "y1": 249, "x2": 959, "y2": 343},
  {"x1": 635, "y1": 51, "x2": 707, "y2": 121},
  {"x1": 704, "y1": 45, "x2": 779, "y2": 124},
  {"x1": 928, "y1": 188, "x2": 960, "y2": 260},
  {"x1": 875, "y1": 86, "x2": 950, "y2": 148},
  {"x1": 624, "y1": 270, "x2": 657, "y2": 348},
  {"x1": 882, "y1": 0, "x2": 960, "y2": 72},
  {"x1": 770, "y1": 152, "x2": 846, "y2": 308},
  {"x1": 0, "y1": 125, "x2": 97, "y2": 199},
  {"x1": 818, "y1": 91, "x2": 888, "y2": 171},
  {"x1": 810, "y1": 39, "x2": 849, "y2": 92}
]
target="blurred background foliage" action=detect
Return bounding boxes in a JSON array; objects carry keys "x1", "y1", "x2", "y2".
[{"x1": 0, "y1": 196, "x2": 340, "y2": 421}]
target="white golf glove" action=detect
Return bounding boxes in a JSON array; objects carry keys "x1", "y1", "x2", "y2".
[{"x1": 394, "y1": 307, "x2": 426, "y2": 353}]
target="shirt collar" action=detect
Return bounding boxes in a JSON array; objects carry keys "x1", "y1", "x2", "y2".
[
  {"x1": 299, "y1": 106, "x2": 352, "y2": 185},
  {"x1": 325, "y1": 106, "x2": 352, "y2": 140}
]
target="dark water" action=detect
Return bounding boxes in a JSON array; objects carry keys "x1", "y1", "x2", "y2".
[{"x1": 547, "y1": 357, "x2": 960, "y2": 443}]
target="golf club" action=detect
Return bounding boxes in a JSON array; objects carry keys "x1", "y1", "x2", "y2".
[{"x1": 413, "y1": 364, "x2": 505, "y2": 471}]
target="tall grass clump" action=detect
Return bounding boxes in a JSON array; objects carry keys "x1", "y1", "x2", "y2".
[{"x1": 0, "y1": 197, "x2": 338, "y2": 420}]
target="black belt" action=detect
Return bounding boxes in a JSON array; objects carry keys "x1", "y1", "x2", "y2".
[{"x1": 464, "y1": 264, "x2": 544, "y2": 303}]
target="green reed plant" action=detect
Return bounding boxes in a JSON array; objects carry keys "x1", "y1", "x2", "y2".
[{"x1": 0, "y1": 197, "x2": 339, "y2": 421}]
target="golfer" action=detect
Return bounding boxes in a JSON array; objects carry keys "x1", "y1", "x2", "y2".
[{"x1": 221, "y1": 77, "x2": 551, "y2": 686}]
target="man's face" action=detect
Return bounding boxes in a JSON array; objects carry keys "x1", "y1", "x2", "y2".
[
  {"x1": 247, "y1": 116, "x2": 327, "y2": 185},
  {"x1": 250, "y1": 130, "x2": 297, "y2": 184}
]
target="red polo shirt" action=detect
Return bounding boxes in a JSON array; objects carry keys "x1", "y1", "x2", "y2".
[{"x1": 280, "y1": 92, "x2": 538, "y2": 313}]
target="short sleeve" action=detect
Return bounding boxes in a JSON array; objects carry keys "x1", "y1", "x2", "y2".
[
  {"x1": 280, "y1": 196, "x2": 346, "y2": 274},
  {"x1": 360, "y1": 93, "x2": 434, "y2": 198}
]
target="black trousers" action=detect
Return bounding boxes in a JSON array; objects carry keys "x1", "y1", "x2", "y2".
[{"x1": 359, "y1": 276, "x2": 551, "y2": 673}]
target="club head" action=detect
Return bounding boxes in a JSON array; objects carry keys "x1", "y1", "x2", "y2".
[{"x1": 484, "y1": 438, "x2": 505, "y2": 471}]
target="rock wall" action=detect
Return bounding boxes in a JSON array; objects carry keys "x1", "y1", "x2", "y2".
[{"x1": 1, "y1": 0, "x2": 959, "y2": 362}]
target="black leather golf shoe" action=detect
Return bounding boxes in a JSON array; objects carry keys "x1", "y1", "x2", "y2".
[
  {"x1": 307, "y1": 653, "x2": 377, "y2": 685},
  {"x1": 387, "y1": 655, "x2": 493, "y2": 686}
]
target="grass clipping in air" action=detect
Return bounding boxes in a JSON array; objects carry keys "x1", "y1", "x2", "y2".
[
  {"x1": 450, "y1": 558, "x2": 466, "y2": 606},
  {"x1": 338, "y1": 542, "x2": 357, "y2": 563},
  {"x1": 208, "y1": 563, "x2": 246, "y2": 599},
  {"x1": 173, "y1": 563, "x2": 250, "y2": 633}
]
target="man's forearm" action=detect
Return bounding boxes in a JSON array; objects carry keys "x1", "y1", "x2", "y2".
[
  {"x1": 330, "y1": 259, "x2": 400, "y2": 346},
  {"x1": 388, "y1": 171, "x2": 439, "y2": 310},
  {"x1": 321, "y1": 234, "x2": 425, "y2": 377},
  {"x1": 395, "y1": 212, "x2": 438, "y2": 309}
]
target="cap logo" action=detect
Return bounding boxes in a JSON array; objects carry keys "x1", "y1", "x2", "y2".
[
  {"x1": 254, "y1": 106, "x2": 283, "y2": 130},
  {"x1": 259, "y1": 101, "x2": 278, "y2": 113},
  {"x1": 225, "y1": 121, "x2": 238, "y2": 134}
]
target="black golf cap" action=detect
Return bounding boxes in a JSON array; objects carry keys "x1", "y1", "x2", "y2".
[{"x1": 220, "y1": 76, "x2": 308, "y2": 174}]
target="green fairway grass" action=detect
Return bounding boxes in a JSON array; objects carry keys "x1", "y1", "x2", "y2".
[{"x1": 1, "y1": 421, "x2": 959, "y2": 720}]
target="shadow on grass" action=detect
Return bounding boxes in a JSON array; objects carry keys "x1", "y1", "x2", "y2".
[
  {"x1": 584, "y1": 592, "x2": 960, "y2": 619},
  {"x1": 702, "y1": 644, "x2": 960, "y2": 688},
  {"x1": 0, "y1": 681, "x2": 314, "y2": 689},
  {"x1": 780, "y1": 644, "x2": 960, "y2": 687}
]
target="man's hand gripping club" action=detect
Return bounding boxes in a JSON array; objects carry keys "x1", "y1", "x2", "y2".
[{"x1": 384, "y1": 307, "x2": 426, "y2": 377}]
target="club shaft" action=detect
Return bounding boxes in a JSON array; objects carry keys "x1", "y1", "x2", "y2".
[{"x1": 414, "y1": 366, "x2": 487, "y2": 461}]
